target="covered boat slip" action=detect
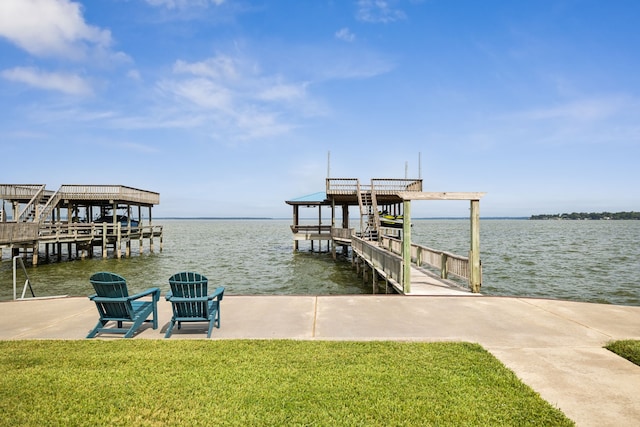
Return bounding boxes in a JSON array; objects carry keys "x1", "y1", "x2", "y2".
[
  {"x1": 0, "y1": 184, "x2": 162, "y2": 265},
  {"x1": 286, "y1": 178, "x2": 485, "y2": 295}
]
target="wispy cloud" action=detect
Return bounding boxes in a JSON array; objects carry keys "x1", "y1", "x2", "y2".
[
  {"x1": 356, "y1": 0, "x2": 406, "y2": 23},
  {"x1": 1, "y1": 67, "x2": 93, "y2": 96},
  {"x1": 335, "y1": 28, "x2": 356, "y2": 42},
  {"x1": 0, "y1": 0, "x2": 114, "y2": 60},
  {"x1": 156, "y1": 54, "x2": 314, "y2": 140},
  {"x1": 145, "y1": 0, "x2": 225, "y2": 9}
]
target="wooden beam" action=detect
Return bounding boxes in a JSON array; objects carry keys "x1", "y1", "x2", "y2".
[{"x1": 396, "y1": 191, "x2": 486, "y2": 201}]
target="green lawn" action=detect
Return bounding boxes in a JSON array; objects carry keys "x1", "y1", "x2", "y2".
[
  {"x1": 0, "y1": 340, "x2": 572, "y2": 426},
  {"x1": 606, "y1": 340, "x2": 640, "y2": 366}
]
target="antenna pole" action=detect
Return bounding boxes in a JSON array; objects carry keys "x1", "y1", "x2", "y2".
[
  {"x1": 419, "y1": 152, "x2": 422, "y2": 179},
  {"x1": 327, "y1": 151, "x2": 331, "y2": 178}
]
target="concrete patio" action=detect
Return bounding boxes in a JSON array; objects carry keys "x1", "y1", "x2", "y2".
[{"x1": 1, "y1": 295, "x2": 639, "y2": 426}]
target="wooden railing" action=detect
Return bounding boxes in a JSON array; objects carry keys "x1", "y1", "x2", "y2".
[
  {"x1": 0, "y1": 222, "x2": 164, "y2": 246},
  {"x1": 371, "y1": 178, "x2": 423, "y2": 194},
  {"x1": 0, "y1": 223, "x2": 40, "y2": 244},
  {"x1": 16, "y1": 185, "x2": 46, "y2": 222},
  {"x1": 290, "y1": 225, "x2": 332, "y2": 234},
  {"x1": 56, "y1": 185, "x2": 160, "y2": 205},
  {"x1": 331, "y1": 227, "x2": 354, "y2": 240},
  {"x1": 0, "y1": 184, "x2": 45, "y2": 199},
  {"x1": 351, "y1": 235, "x2": 403, "y2": 286},
  {"x1": 326, "y1": 178, "x2": 423, "y2": 195},
  {"x1": 326, "y1": 178, "x2": 360, "y2": 195},
  {"x1": 380, "y1": 236, "x2": 476, "y2": 283}
]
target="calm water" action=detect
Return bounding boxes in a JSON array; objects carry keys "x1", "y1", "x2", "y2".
[{"x1": 1, "y1": 219, "x2": 639, "y2": 306}]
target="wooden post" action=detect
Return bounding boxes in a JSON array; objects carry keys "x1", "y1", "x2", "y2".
[
  {"x1": 292, "y1": 205, "x2": 299, "y2": 251},
  {"x1": 138, "y1": 206, "x2": 144, "y2": 251},
  {"x1": 148, "y1": 206, "x2": 154, "y2": 253},
  {"x1": 116, "y1": 223, "x2": 122, "y2": 259},
  {"x1": 102, "y1": 223, "x2": 107, "y2": 258},
  {"x1": 441, "y1": 253, "x2": 448, "y2": 279},
  {"x1": 402, "y1": 200, "x2": 411, "y2": 294},
  {"x1": 469, "y1": 199, "x2": 481, "y2": 293},
  {"x1": 32, "y1": 242, "x2": 38, "y2": 266}
]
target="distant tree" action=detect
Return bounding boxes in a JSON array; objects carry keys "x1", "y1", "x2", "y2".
[{"x1": 530, "y1": 211, "x2": 640, "y2": 220}]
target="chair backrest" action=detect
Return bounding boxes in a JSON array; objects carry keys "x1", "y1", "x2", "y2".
[
  {"x1": 168, "y1": 272, "x2": 209, "y2": 319},
  {"x1": 89, "y1": 272, "x2": 132, "y2": 319},
  {"x1": 90, "y1": 272, "x2": 129, "y2": 297},
  {"x1": 168, "y1": 272, "x2": 208, "y2": 297}
]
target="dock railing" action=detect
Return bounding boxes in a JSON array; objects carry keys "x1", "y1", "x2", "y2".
[
  {"x1": 351, "y1": 235, "x2": 403, "y2": 287},
  {"x1": 0, "y1": 222, "x2": 39, "y2": 245},
  {"x1": 331, "y1": 227, "x2": 354, "y2": 241},
  {"x1": 326, "y1": 178, "x2": 423, "y2": 195},
  {"x1": 55, "y1": 185, "x2": 160, "y2": 205},
  {"x1": 380, "y1": 235, "x2": 477, "y2": 284}
]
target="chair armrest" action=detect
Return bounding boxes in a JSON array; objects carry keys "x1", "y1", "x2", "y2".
[
  {"x1": 166, "y1": 296, "x2": 209, "y2": 303},
  {"x1": 129, "y1": 287, "x2": 161, "y2": 301},
  {"x1": 165, "y1": 291, "x2": 173, "y2": 301},
  {"x1": 90, "y1": 296, "x2": 130, "y2": 303},
  {"x1": 207, "y1": 286, "x2": 225, "y2": 300}
]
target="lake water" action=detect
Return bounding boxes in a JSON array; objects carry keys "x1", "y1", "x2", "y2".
[{"x1": 1, "y1": 219, "x2": 639, "y2": 306}]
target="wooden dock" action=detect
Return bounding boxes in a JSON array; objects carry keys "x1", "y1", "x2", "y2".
[
  {"x1": 286, "y1": 177, "x2": 485, "y2": 295},
  {"x1": 0, "y1": 184, "x2": 162, "y2": 265}
]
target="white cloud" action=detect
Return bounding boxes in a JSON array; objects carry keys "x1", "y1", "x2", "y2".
[
  {"x1": 173, "y1": 57, "x2": 238, "y2": 80},
  {"x1": 0, "y1": 0, "x2": 112, "y2": 60},
  {"x1": 335, "y1": 28, "x2": 355, "y2": 42},
  {"x1": 257, "y1": 82, "x2": 308, "y2": 102},
  {"x1": 356, "y1": 0, "x2": 406, "y2": 23},
  {"x1": 156, "y1": 54, "x2": 314, "y2": 140},
  {"x1": 1, "y1": 66, "x2": 92, "y2": 96},
  {"x1": 145, "y1": 0, "x2": 225, "y2": 9}
]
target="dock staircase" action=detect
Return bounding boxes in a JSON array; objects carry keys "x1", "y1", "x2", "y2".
[
  {"x1": 356, "y1": 181, "x2": 381, "y2": 241},
  {"x1": 16, "y1": 185, "x2": 48, "y2": 222}
]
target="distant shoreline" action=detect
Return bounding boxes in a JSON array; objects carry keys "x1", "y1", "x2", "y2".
[{"x1": 156, "y1": 217, "x2": 530, "y2": 220}]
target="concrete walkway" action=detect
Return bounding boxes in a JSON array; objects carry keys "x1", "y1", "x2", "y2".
[{"x1": 1, "y1": 295, "x2": 639, "y2": 426}]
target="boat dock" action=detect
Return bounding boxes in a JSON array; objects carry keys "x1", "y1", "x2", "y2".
[
  {"x1": 0, "y1": 184, "x2": 162, "y2": 265},
  {"x1": 286, "y1": 178, "x2": 485, "y2": 296}
]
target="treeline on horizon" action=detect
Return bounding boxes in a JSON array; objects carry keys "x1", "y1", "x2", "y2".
[{"x1": 530, "y1": 211, "x2": 640, "y2": 220}]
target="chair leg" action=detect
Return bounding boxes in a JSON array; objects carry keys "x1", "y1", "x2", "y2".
[
  {"x1": 86, "y1": 320, "x2": 108, "y2": 338},
  {"x1": 152, "y1": 303, "x2": 158, "y2": 330},
  {"x1": 164, "y1": 320, "x2": 176, "y2": 338}
]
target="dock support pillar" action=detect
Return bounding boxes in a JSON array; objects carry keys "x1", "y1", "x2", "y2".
[
  {"x1": 469, "y1": 199, "x2": 481, "y2": 293},
  {"x1": 32, "y1": 242, "x2": 38, "y2": 266},
  {"x1": 402, "y1": 200, "x2": 412, "y2": 294}
]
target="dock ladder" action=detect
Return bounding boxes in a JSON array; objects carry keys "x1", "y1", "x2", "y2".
[{"x1": 357, "y1": 181, "x2": 380, "y2": 241}]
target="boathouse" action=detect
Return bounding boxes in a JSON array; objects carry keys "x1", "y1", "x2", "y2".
[
  {"x1": 0, "y1": 184, "x2": 162, "y2": 265},
  {"x1": 286, "y1": 178, "x2": 485, "y2": 295}
]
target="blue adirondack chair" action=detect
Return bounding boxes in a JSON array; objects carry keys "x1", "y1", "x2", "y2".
[
  {"x1": 165, "y1": 272, "x2": 224, "y2": 338},
  {"x1": 87, "y1": 272, "x2": 160, "y2": 338}
]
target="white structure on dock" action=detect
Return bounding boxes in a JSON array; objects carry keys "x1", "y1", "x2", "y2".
[{"x1": 286, "y1": 178, "x2": 485, "y2": 295}]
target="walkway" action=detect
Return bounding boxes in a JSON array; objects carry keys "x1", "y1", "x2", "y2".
[{"x1": 1, "y1": 295, "x2": 639, "y2": 426}]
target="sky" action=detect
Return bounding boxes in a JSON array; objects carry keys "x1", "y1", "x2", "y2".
[{"x1": 1, "y1": 0, "x2": 639, "y2": 218}]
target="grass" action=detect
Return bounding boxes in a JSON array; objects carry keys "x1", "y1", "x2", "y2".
[
  {"x1": 0, "y1": 340, "x2": 573, "y2": 426},
  {"x1": 606, "y1": 340, "x2": 640, "y2": 366}
]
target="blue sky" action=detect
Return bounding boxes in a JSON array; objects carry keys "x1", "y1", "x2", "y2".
[{"x1": 1, "y1": 0, "x2": 639, "y2": 218}]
